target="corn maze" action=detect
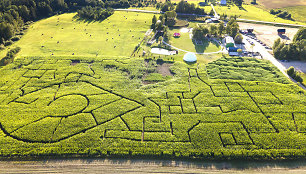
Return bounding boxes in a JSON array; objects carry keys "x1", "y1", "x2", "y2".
[{"x1": 0, "y1": 57, "x2": 305, "y2": 159}]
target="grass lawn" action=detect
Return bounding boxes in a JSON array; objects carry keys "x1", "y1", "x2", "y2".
[
  {"x1": 301, "y1": 73, "x2": 306, "y2": 86},
  {"x1": 1, "y1": 11, "x2": 154, "y2": 58},
  {"x1": 169, "y1": 29, "x2": 220, "y2": 53},
  {"x1": 280, "y1": 6, "x2": 306, "y2": 23},
  {"x1": 214, "y1": 4, "x2": 306, "y2": 25}
]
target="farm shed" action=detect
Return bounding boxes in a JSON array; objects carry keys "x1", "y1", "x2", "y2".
[
  {"x1": 229, "y1": 52, "x2": 239, "y2": 56},
  {"x1": 228, "y1": 47, "x2": 238, "y2": 52},
  {"x1": 277, "y1": 29, "x2": 286, "y2": 35},
  {"x1": 220, "y1": 0, "x2": 226, "y2": 5}
]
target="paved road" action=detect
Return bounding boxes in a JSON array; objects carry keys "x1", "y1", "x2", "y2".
[
  {"x1": 210, "y1": 4, "x2": 220, "y2": 18},
  {"x1": 243, "y1": 35, "x2": 306, "y2": 90}
]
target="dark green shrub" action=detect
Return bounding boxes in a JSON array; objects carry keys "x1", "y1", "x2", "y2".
[
  {"x1": 11, "y1": 36, "x2": 20, "y2": 42},
  {"x1": 4, "y1": 40, "x2": 13, "y2": 46},
  {"x1": 287, "y1": 66, "x2": 296, "y2": 78},
  {"x1": 0, "y1": 47, "x2": 21, "y2": 66}
]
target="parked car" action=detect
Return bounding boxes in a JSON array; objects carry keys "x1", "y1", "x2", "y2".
[{"x1": 280, "y1": 59, "x2": 289, "y2": 62}]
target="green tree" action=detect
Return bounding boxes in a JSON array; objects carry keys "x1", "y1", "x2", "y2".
[
  {"x1": 234, "y1": 33, "x2": 243, "y2": 44},
  {"x1": 158, "y1": 36, "x2": 163, "y2": 45},
  {"x1": 273, "y1": 42, "x2": 285, "y2": 59},
  {"x1": 273, "y1": 38, "x2": 281, "y2": 51},
  {"x1": 217, "y1": 21, "x2": 225, "y2": 36},
  {"x1": 164, "y1": 10, "x2": 177, "y2": 21},
  {"x1": 209, "y1": 24, "x2": 218, "y2": 36},
  {"x1": 151, "y1": 15, "x2": 157, "y2": 29},
  {"x1": 293, "y1": 27, "x2": 305, "y2": 42}
]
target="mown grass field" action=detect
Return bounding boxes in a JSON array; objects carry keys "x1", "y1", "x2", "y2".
[
  {"x1": 280, "y1": 6, "x2": 306, "y2": 23},
  {"x1": 169, "y1": 28, "x2": 221, "y2": 53},
  {"x1": 0, "y1": 12, "x2": 305, "y2": 160},
  {"x1": 214, "y1": 4, "x2": 306, "y2": 25},
  {"x1": 0, "y1": 11, "x2": 154, "y2": 58}
]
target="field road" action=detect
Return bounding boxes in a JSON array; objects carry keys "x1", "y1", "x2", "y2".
[
  {"x1": 244, "y1": 35, "x2": 306, "y2": 90},
  {"x1": 115, "y1": 9, "x2": 305, "y2": 28}
]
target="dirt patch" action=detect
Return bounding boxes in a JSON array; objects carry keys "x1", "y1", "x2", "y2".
[
  {"x1": 156, "y1": 63, "x2": 174, "y2": 77},
  {"x1": 238, "y1": 22, "x2": 299, "y2": 47},
  {"x1": 142, "y1": 60, "x2": 174, "y2": 85},
  {"x1": 71, "y1": 60, "x2": 80, "y2": 66}
]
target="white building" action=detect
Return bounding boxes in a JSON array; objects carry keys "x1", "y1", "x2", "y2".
[{"x1": 220, "y1": 0, "x2": 226, "y2": 5}]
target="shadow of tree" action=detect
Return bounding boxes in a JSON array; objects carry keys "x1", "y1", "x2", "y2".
[
  {"x1": 278, "y1": 34, "x2": 290, "y2": 40},
  {"x1": 73, "y1": 15, "x2": 110, "y2": 24},
  {"x1": 193, "y1": 39, "x2": 210, "y2": 53},
  {"x1": 238, "y1": 6, "x2": 248, "y2": 12}
]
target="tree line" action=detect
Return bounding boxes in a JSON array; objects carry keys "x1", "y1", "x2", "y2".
[
  {"x1": 270, "y1": 9, "x2": 292, "y2": 20},
  {"x1": 192, "y1": 18, "x2": 242, "y2": 43},
  {"x1": 157, "y1": 0, "x2": 206, "y2": 15},
  {"x1": 77, "y1": 6, "x2": 114, "y2": 21}
]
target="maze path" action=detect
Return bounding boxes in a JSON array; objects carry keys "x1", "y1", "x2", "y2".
[
  {"x1": 0, "y1": 59, "x2": 144, "y2": 143},
  {"x1": 0, "y1": 58, "x2": 305, "y2": 147}
]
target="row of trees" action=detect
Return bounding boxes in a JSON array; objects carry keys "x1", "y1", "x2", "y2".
[
  {"x1": 270, "y1": 9, "x2": 292, "y2": 20},
  {"x1": 175, "y1": 1, "x2": 206, "y2": 15},
  {"x1": 157, "y1": 0, "x2": 206, "y2": 15},
  {"x1": 192, "y1": 22, "x2": 224, "y2": 40},
  {"x1": 77, "y1": 6, "x2": 114, "y2": 21},
  {"x1": 229, "y1": 0, "x2": 243, "y2": 6},
  {"x1": 192, "y1": 18, "x2": 243, "y2": 44},
  {"x1": 273, "y1": 28, "x2": 305, "y2": 61}
]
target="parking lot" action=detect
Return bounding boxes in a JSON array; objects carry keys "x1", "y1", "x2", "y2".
[{"x1": 238, "y1": 22, "x2": 299, "y2": 47}]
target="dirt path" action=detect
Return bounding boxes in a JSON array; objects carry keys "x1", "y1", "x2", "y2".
[{"x1": 0, "y1": 159, "x2": 305, "y2": 174}]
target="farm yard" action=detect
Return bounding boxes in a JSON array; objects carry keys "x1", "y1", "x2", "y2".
[
  {"x1": 168, "y1": 28, "x2": 221, "y2": 54},
  {"x1": 238, "y1": 22, "x2": 299, "y2": 47},
  {"x1": 0, "y1": 7, "x2": 305, "y2": 161}
]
